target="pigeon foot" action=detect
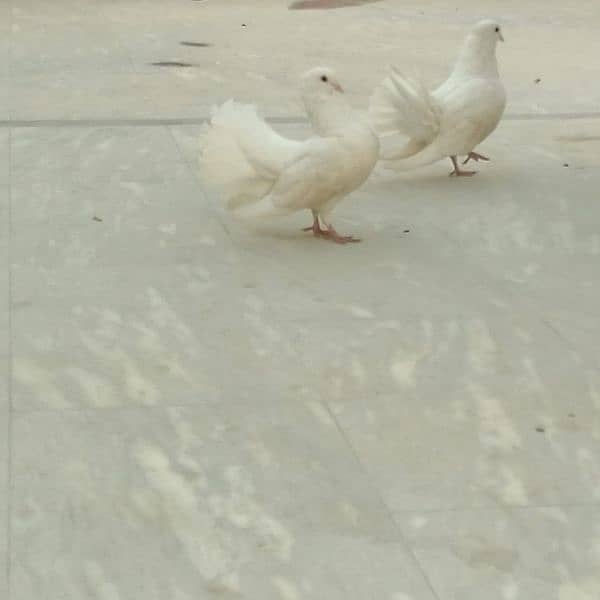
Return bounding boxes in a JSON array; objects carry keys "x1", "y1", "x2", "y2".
[
  {"x1": 463, "y1": 151, "x2": 490, "y2": 164},
  {"x1": 449, "y1": 155, "x2": 477, "y2": 177}
]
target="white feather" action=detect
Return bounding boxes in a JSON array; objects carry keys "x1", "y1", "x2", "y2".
[
  {"x1": 369, "y1": 67, "x2": 440, "y2": 142},
  {"x1": 199, "y1": 101, "x2": 298, "y2": 211}
]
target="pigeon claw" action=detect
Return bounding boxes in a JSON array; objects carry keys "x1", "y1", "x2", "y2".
[
  {"x1": 302, "y1": 215, "x2": 359, "y2": 244},
  {"x1": 449, "y1": 155, "x2": 478, "y2": 177},
  {"x1": 449, "y1": 169, "x2": 477, "y2": 177},
  {"x1": 320, "y1": 227, "x2": 361, "y2": 244},
  {"x1": 463, "y1": 151, "x2": 490, "y2": 165}
]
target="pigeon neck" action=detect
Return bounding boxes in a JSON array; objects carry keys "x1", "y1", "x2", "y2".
[
  {"x1": 452, "y1": 34, "x2": 499, "y2": 79},
  {"x1": 303, "y1": 93, "x2": 354, "y2": 136}
]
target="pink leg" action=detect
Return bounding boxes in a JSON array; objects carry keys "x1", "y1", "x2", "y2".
[
  {"x1": 449, "y1": 155, "x2": 476, "y2": 177},
  {"x1": 463, "y1": 151, "x2": 490, "y2": 165},
  {"x1": 302, "y1": 210, "x2": 328, "y2": 237}
]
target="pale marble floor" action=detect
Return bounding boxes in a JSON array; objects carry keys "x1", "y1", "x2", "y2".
[{"x1": 1, "y1": 1, "x2": 599, "y2": 599}]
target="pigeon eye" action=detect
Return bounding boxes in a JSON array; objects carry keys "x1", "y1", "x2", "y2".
[
  {"x1": 321, "y1": 75, "x2": 328, "y2": 82},
  {"x1": 495, "y1": 26, "x2": 499, "y2": 32}
]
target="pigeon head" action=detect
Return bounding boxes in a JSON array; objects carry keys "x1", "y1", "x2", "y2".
[
  {"x1": 301, "y1": 67, "x2": 345, "y2": 97},
  {"x1": 472, "y1": 19, "x2": 504, "y2": 43},
  {"x1": 300, "y1": 67, "x2": 355, "y2": 136},
  {"x1": 451, "y1": 19, "x2": 504, "y2": 78}
]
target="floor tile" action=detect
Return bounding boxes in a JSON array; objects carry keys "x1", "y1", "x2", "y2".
[
  {"x1": 324, "y1": 315, "x2": 600, "y2": 511},
  {"x1": 396, "y1": 506, "x2": 600, "y2": 600},
  {"x1": 10, "y1": 127, "x2": 194, "y2": 186},
  {"x1": 11, "y1": 405, "x2": 436, "y2": 600},
  {"x1": 10, "y1": 261, "x2": 249, "y2": 411}
]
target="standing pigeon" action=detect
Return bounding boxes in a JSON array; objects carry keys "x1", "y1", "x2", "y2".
[
  {"x1": 369, "y1": 20, "x2": 506, "y2": 176},
  {"x1": 199, "y1": 67, "x2": 379, "y2": 243}
]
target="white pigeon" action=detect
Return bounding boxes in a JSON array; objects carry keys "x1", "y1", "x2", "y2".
[
  {"x1": 369, "y1": 19, "x2": 506, "y2": 176},
  {"x1": 199, "y1": 67, "x2": 379, "y2": 244}
]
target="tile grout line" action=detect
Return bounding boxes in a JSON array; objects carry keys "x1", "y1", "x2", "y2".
[
  {"x1": 5, "y1": 127, "x2": 13, "y2": 600},
  {"x1": 0, "y1": 111, "x2": 600, "y2": 129},
  {"x1": 390, "y1": 501, "x2": 600, "y2": 514},
  {"x1": 321, "y1": 401, "x2": 443, "y2": 600},
  {"x1": 164, "y1": 124, "x2": 235, "y2": 243},
  {"x1": 541, "y1": 318, "x2": 575, "y2": 350},
  {"x1": 5, "y1": 2, "x2": 13, "y2": 596},
  {"x1": 163, "y1": 122, "x2": 231, "y2": 238},
  {"x1": 163, "y1": 124, "x2": 198, "y2": 182}
]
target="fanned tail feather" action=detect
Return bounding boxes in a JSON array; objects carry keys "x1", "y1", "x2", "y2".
[
  {"x1": 380, "y1": 137, "x2": 446, "y2": 171},
  {"x1": 379, "y1": 137, "x2": 427, "y2": 161},
  {"x1": 199, "y1": 100, "x2": 298, "y2": 212},
  {"x1": 369, "y1": 68, "x2": 441, "y2": 163}
]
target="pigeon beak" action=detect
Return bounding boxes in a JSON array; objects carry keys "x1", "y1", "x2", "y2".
[
  {"x1": 498, "y1": 31, "x2": 505, "y2": 42},
  {"x1": 332, "y1": 82, "x2": 344, "y2": 93}
]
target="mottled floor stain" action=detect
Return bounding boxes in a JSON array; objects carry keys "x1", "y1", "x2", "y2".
[
  {"x1": 289, "y1": 0, "x2": 381, "y2": 9},
  {"x1": 151, "y1": 61, "x2": 195, "y2": 68},
  {"x1": 180, "y1": 41, "x2": 212, "y2": 48},
  {"x1": 467, "y1": 546, "x2": 519, "y2": 573}
]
